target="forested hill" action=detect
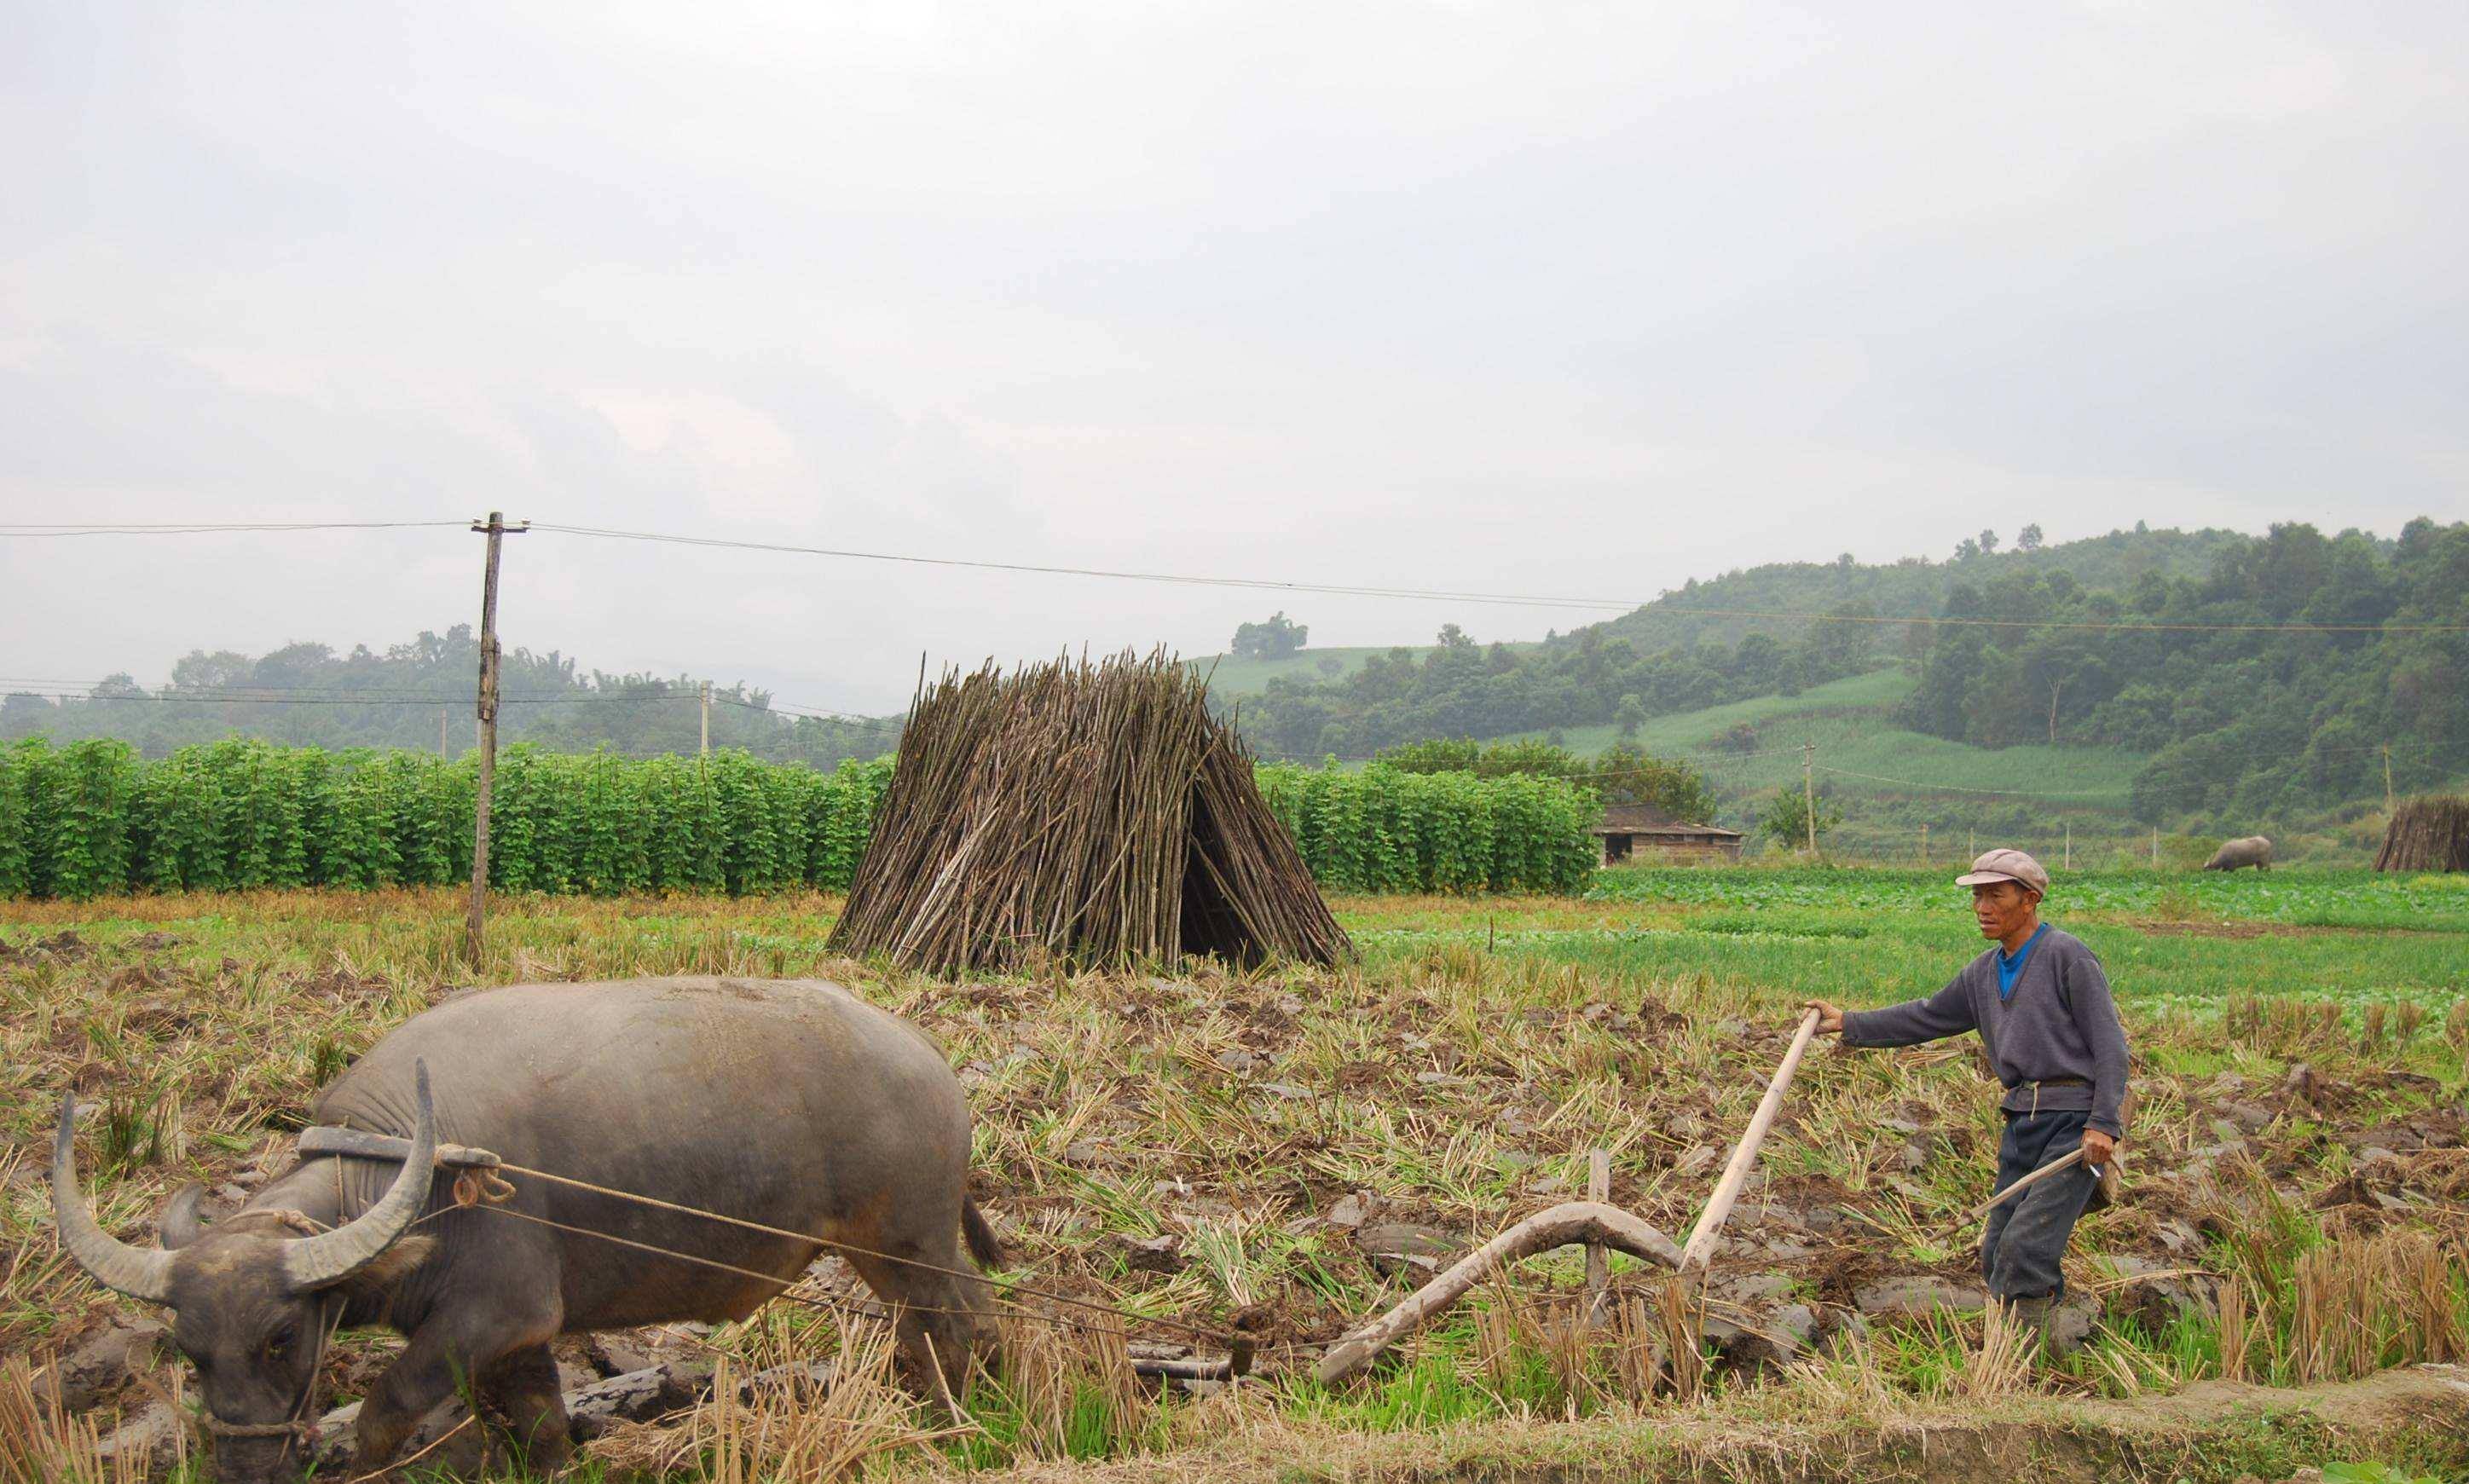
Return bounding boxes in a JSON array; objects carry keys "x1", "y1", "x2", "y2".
[
  {"x1": 1238, "y1": 518, "x2": 2469, "y2": 827},
  {"x1": 1602, "y1": 524, "x2": 2247, "y2": 650},
  {"x1": 0, "y1": 627, "x2": 898, "y2": 770}
]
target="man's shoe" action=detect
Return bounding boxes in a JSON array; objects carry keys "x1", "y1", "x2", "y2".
[{"x1": 2004, "y1": 1294, "x2": 2087, "y2": 1361}]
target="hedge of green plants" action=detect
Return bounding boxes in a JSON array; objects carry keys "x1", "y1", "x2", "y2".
[
  {"x1": 1253, "y1": 762, "x2": 1600, "y2": 894},
  {"x1": 0, "y1": 737, "x2": 891, "y2": 899},
  {"x1": 0, "y1": 739, "x2": 1599, "y2": 900}
]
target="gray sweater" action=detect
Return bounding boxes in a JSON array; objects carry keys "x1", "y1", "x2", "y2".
[{"x1": 1842, "y1": 926, "x2": 2131, "y2": 1137}]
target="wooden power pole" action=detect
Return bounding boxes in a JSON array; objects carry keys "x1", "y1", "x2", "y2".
[
  {"x1": 700, "y1": 680, "x2": 712, "y2": 756},
  {"x1": 466, "y1": 511, "x2": 528, "y2": 965},
  {"x1": 1801, "y1": 742, "x2": 1818, "y2": 855}
]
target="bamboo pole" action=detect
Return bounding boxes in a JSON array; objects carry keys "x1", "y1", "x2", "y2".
[{"x1": 1678, "y1": 1009, "x2": 1820, "y2": 1271}]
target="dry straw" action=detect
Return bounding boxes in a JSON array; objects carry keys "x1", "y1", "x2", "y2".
[
  {"x1": 2374, "y1": 793, "x2": 2469, "y2": 871},
  {"x1": 0, "y1": 1357, "x2": 157, "y2": 1484},
  {"x1": 828, "y1": 650, "x2": 1350, "y2": 976}
]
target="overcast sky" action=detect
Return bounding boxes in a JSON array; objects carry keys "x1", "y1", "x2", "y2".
[{"x1": 5, "y1": 2, "x2": 2462, "y2": 712}]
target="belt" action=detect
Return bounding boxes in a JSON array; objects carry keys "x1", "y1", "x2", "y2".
[{"x1": 2011, "y1": 1077, "x2": 2090, "y2": 1116}]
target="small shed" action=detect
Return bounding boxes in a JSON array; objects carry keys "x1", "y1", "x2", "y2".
[{"x1": 1593, "y1": 803, "x2": 1743, "y2": 864}]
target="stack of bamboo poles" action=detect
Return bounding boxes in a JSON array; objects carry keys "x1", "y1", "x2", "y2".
[
  {"x1": 2374, "y1": 794, "x2": 2469, "y2": 872},
  {"x1": 826, "y1": 650, "x2": 1350, "y2": 976}
]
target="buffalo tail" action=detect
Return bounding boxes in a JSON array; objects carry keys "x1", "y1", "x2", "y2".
[{"x1": 961, "y1": 1196, "x2": 1004, "y2": 1269}]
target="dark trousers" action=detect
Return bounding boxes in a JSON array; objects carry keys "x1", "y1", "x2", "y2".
[{"x1": 1981, "y1": 1109, "x2": 2096, "y2": 1301}]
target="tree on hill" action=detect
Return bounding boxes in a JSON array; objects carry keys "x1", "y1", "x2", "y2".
[
  {"x1": 2019, "y1": 523, "x2": 2044, "y2": 551},
  {"x1": 1761, "y1": 787, "x2": 1842, "y2": 852},
  {"x1": 1613, "y1": 693, "x2": 1646, "y2": 742},
  {"x1": 1230, "y1": 612, "x2": 1309, "y2": 661}
]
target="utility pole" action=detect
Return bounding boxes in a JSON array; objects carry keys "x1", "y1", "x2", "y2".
[
  {"x1": 2064, "y1": 821, "x2": 2073, "y2": 871},
  {"x1": 1801, "y1": 741, "x2": 1818, "y2": 856},
  {"x1": 2151, "y1": 825, "x2": 2160, "y2": 869},
  {"x1": 700, "y1": 680, "x2": 712, "y2": 756},
  {"x1": 438, "y1": 707, "x2": 449, "y2": 758},
  {"x1": 2384, "y1": 745, "x2": 2396, "y2": 817},
  {"x1": 466, "y1": 511, "x2": 528, "y2": 965}
]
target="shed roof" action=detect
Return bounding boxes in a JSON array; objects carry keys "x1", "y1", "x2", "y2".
[
  {"x1": 1591, "y1": 823, "x2": 1743, "y2": 840},
  {"x1": 1592, "y1": 802, "x2": 1742, "y2": 840}
]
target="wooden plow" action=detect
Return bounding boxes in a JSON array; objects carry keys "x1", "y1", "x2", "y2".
[{"x1": 1314, "y1": 1011, "x2": 1823, "y2": 1385}]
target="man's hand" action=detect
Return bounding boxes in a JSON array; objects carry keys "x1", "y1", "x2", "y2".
[
  {"x1": 1802, "y1": 1000, "x2": 1845, "y2": 1035},
  {"x1": 2081, "y1": 1129, "x2": 2119, "y2": 1168}
]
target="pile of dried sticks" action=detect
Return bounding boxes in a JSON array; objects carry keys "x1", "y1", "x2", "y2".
[
  {"x1": 826, "y1": 650, "x2": 1350, "y2": 976},
  {"x1": 2374, "y1": 794, "x2": 2469, "y2": 872}
]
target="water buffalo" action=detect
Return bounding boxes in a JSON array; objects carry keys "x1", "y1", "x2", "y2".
[
  {"x1": 54, "y1": 977, "x2": 999, "y2": 1482},
  {"x1": 2201, "y1": 835, "x2": 2274, "y2": 871}
]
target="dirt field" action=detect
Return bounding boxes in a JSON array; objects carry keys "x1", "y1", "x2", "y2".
[{"x1": 4, "y1": 883, "x2": 2466, "y2": 1481}]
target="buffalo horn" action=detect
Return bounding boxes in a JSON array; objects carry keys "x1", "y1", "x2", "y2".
[
  {"x1": 52, "y1": 1097, "x2": 177, "y2": 1304},
  {"x1": 281, "y1": 1060, "x2": 438, "y2": 1292}
]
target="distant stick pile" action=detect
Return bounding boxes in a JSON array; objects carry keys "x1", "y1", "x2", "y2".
[
  {"x1": 2374, "y1": 794, "x2": 2469, "y2": 872},
  {"x1": 827, "y1": 650, "x2": 1351, "y2": 975}
]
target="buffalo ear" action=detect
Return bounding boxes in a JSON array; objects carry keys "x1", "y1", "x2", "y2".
[
  {"x1": 159, "y1": 1184, "x2": 208, "y2": 1250},
  {"x1": 322, "y1": 1233, "x2": 437, "y2": 1304}
]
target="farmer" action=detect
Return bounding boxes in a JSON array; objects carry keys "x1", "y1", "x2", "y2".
[{"x1": 1803, "y1": 847, "x2": 2128, "y2": 1354}]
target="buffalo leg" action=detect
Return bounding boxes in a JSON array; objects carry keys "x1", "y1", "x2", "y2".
[
  {"x1": 483, "y1": 1343, "x2": 575, "y2": 1474},
  {"x1": 355, "y1": 1300, "x2": 555, "y2": 1475},
  {"x1": 842, "y1": 1247, "x2": 989, "y2": 1404}
]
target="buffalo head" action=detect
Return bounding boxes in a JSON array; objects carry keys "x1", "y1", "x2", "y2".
[{"x1": 53, "y1": 1063, "x2": 439, "y2": 1483}]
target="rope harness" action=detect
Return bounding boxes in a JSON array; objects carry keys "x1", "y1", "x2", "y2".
[{"x1": 300, "y1": 1125, "x2": 1265, "y2": 1368}]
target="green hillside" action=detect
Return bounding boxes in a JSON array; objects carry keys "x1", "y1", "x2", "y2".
[
  {"x1": 1484, "y1": 669, "x2": 2160, "y2": 859},
  {"x1": 1192, "y1": 646, "x2": 1384, "y2": 697},
  {"x1": 1194, "y1": 640, "x2": 1540, "y2": 698},
  {"x1": 1236, "y1": 518, "x2": 2469, "y2": 862},
  {"x1": 1601, "y1": 525, "x2": 2249, "y2": 651}
]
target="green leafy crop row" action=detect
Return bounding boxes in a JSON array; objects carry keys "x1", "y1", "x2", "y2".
[
  {"x1": 0, "y1": 737, "x2": 891, "y2": 899},
  {"x1": 0, "y1": 742, "x2": 1603, "y2": 901},
  {"x1": 1255, "y1": 763, "x2": 1600, "y2": 894}
]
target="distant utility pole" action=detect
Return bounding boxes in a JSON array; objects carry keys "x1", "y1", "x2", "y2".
[
  {"x1": 438, "y1": 707, "x2": 449, "y2": 758},
  {"x1": 701, "y1": 680, "x2": 712, "y2": 756},
  {"x1": 2064, "y1": 821, "x2": 2073, "y2": 871},
  {"x1": 1801, "y1": 741, "x2": 1818, "y2": 855},
  {"x1": 2384, "y1": 745, "x2": 2396, "y2": 817},
  {"x1": 466, "y1": 511, "x2": 529, "y2": 965},
  {"x1": 2151, "y1": 826, "x2": 2160, "y2": 869}
]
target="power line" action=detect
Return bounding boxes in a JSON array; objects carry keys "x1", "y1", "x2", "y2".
[
  {"x1": 0, "y1": 688, "x2": 908, "y2": 733},
  {"x1": 7, "y1": 514, "x2": 2460, "y2": 632},
  {"x1": 529, "y1": 522, "x2": 2469, "y2": 635},
  {"x1": 0, "y1": 521, "x2": 470, "y2": 536}
]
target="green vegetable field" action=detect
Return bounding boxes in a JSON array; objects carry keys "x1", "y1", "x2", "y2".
[{"x1": 0, "y1": 738, "x2": 1604, "y2": 901}]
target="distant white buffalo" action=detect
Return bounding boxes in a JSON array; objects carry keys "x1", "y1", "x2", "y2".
[{"x1": 2201, "y1": 835, "x2": 2273, "y2": 871}]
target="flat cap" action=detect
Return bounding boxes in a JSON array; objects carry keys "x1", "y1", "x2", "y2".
[{"x1": 1956, "y1": 847, "x2": 2048, "y2": 895}]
